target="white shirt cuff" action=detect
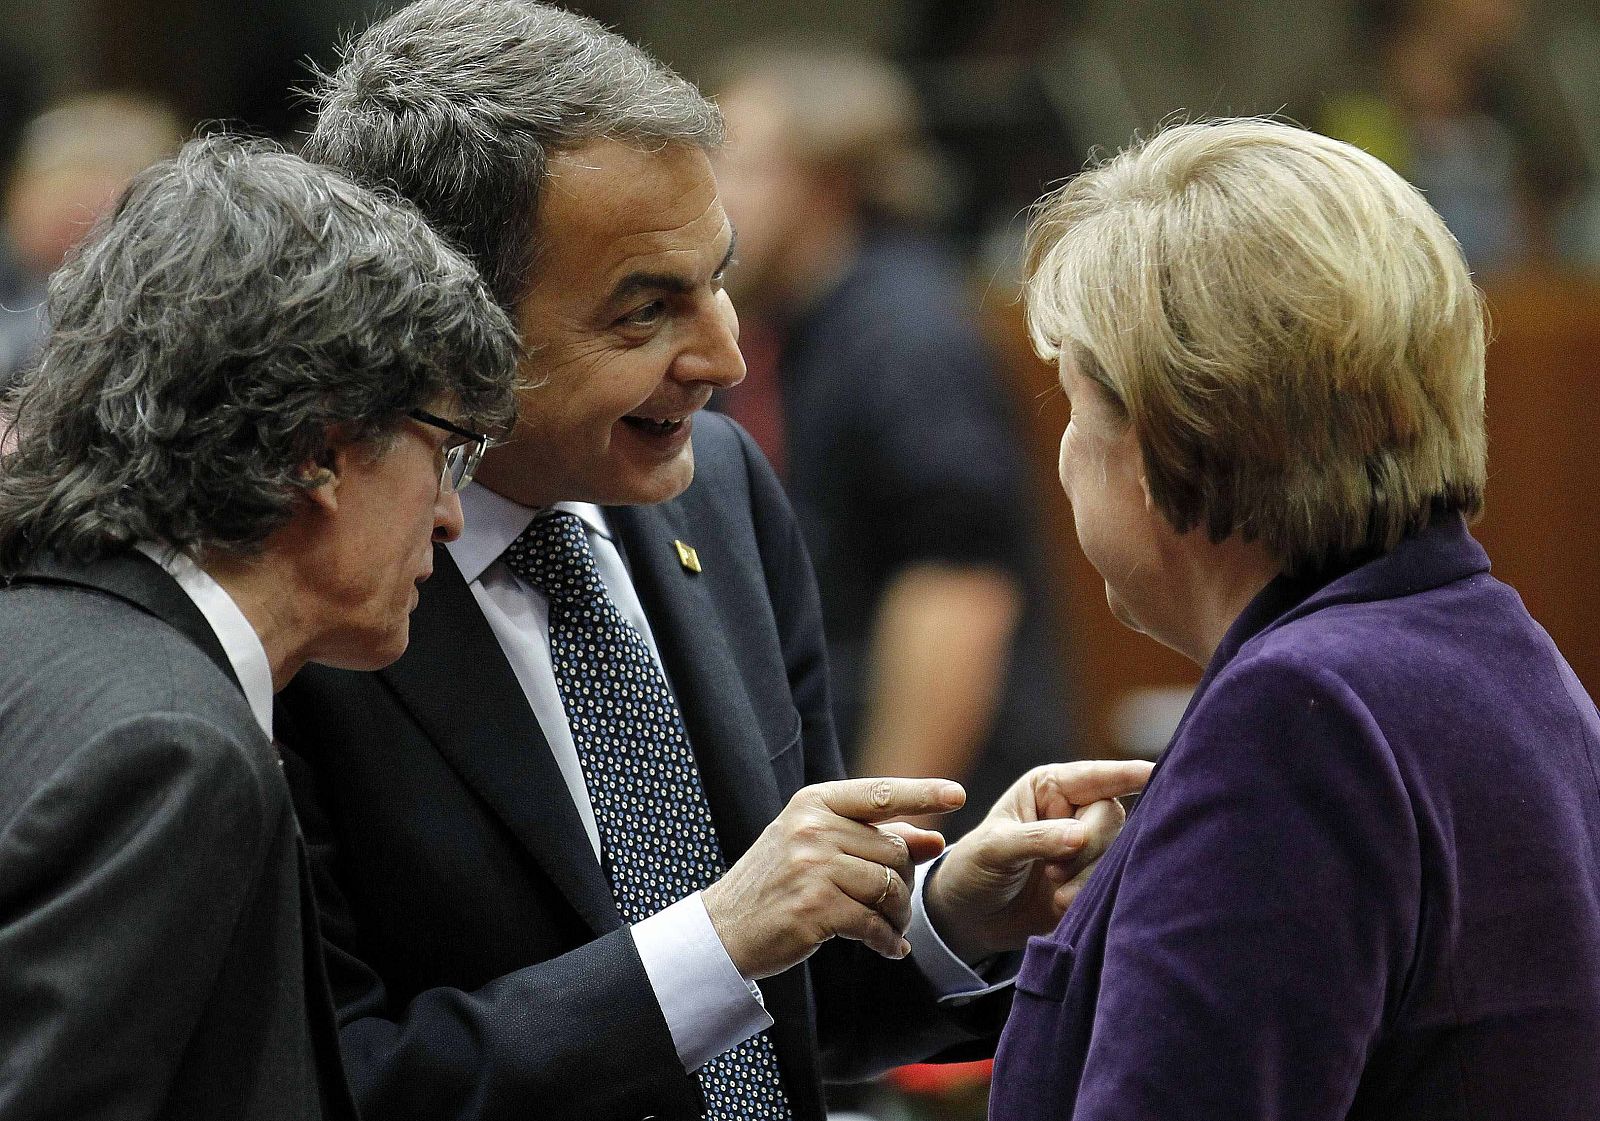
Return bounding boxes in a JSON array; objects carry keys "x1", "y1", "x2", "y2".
[
  {"x1": 632, "y1": 892, "x2": 773, "y2": 1072},
  {"x1": 907, "y1": 857, "x2": 1018, "y2": 1002}
]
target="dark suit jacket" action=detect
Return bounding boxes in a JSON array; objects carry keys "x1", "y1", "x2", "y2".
[
  {"x1": 277, "y1": 414, "x2": 1008, "y2": 1121},
  {"x1": 0, "y1": 551, "x2": 355, "y2": 1121},
  {"x1": 991, "y1": 517, "x2": 1600, "y2": 1121}
]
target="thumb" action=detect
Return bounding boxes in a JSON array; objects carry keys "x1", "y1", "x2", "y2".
[{"x1": 976, "y1": 816, "x2": 1088, "y2": 870}]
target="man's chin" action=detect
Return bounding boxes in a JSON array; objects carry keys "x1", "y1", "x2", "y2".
[
  {"x1": 477, "y1": 443, "x2": 697, "y2": 509},
  {"x1": 311, "y1": 627, "x2": 411, "y2": 675},
  {"x1": 600, "y1": 449, "x2": 696, "y2": 507}
]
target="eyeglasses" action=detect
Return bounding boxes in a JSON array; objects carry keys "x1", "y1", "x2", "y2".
[{"x1": 407, "y1": 408, "x2": 496, "y2": 493}]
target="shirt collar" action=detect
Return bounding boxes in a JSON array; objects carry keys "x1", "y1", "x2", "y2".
[
  {"x1": 134, "y1": 542, "x2": 275, "y2": 740},
  {"x1": 448, "y1": 483, "x2": 613, "y2": 584}
]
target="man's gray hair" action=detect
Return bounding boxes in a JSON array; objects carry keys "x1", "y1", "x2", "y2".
[
  {"x1": 303, "y1": 0, "x2": 724, "y2": 311},
  {"x1": 0, "y1": 134, "x2": 519, "y2": 572}
]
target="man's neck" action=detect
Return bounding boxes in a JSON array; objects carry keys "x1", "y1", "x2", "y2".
[
  {"x1": 137, "y1": 542, "x2": 277, "y2": 738},
  {"x1": 198, "y1": 548, "x2": 311, "y2": 691}
]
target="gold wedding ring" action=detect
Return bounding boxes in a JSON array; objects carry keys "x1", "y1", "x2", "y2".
[{"x1": 873, "y1": 864, "x2": 894, "y2": 910}]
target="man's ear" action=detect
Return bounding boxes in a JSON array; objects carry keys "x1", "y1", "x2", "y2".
[{"x1": 297, "y1": 440, "x2": 346, "y2": 514}]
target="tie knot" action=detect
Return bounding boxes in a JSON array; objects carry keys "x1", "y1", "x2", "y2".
[{"x1": 501, "y1": 511, "x2": 606, "y2": 606}]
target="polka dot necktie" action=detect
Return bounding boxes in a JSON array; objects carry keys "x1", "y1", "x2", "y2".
[{"x1": 501, "y1": 511, "x2": 795, "y2": 1121}]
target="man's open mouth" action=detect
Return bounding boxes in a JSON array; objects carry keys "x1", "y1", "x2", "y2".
[{"x1": 622, "y1": 415, "x2": 688, "y2": 435}]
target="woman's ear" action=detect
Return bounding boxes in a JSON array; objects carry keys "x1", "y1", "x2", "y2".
[{"x1": 1128, "y1": 431, "x2": 1156, "y2": 511}]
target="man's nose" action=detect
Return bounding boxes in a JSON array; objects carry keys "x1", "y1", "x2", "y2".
[
  {"x1": 673, "y1": 290, "x2": 746, "y2": 389},
  {"x1": 433, "y1": 484, "x2": 465, "y2": 544}
]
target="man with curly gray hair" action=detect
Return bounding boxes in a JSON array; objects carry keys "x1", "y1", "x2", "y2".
[
  {"x1": 0, "y1": 134, "x2": 517, "y2": 1120},
  {"x1": 278, "y1": 4, "x2": 1149, "y2": 1120}
]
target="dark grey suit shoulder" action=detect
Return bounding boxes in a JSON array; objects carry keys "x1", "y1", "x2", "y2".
[{"x1": 0, "y1": 556, "x2": 354, "y2": 1121}]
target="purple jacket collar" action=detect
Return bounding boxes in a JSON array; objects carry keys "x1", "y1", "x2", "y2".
[{"x1": 1177, "y1": 514, "x2": 1490, "y2": 741}]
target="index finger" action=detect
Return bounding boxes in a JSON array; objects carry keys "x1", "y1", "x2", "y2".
[
  {"x1": 1032, "y1": 760, "x2": 1154, "y2": 810},
  {"x1": 809, "y1": 777, "x2": 966, "y2": 823}
]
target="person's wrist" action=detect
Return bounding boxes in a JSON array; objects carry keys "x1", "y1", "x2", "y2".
[
  {"x1": 701, "y1": 878, "x2": 753, "y2": 977},
  {"x1": 922, "y1": 850, "x2": 988, "y2": 964}
]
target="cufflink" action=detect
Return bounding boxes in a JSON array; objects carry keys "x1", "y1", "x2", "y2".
[{"x1": 673, "y1": 539, "x2": 702, "y2": 573}]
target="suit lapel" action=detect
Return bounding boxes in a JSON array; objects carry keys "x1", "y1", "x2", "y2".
[
  {"x1": 379, "y1": 545, "x2": 622, "y2": 935},
  {"x1": 608, "y1": 503, "x2": 786, "y2": 862},
  {"x1": 18, "y1": 550, "x2": 239, "y2": 691}
]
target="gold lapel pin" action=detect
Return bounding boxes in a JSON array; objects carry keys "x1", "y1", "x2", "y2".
[{"x1": 673, "y1": 539, "x2": 702, "y2": 574}]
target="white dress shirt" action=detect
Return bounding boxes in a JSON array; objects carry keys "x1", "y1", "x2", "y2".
[
  {"x1": 448, "y1": 484, "x2": 1003, "y2": 1074},
  {"x1": 135, "y1": 542, "x2": 274, "y2": 742}
]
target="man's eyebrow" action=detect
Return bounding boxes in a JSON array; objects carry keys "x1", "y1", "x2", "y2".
[{"x1": 606, "y1": 228, "x2": 739, "y2": 305}]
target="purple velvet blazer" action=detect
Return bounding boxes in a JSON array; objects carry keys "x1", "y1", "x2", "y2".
[{"x1": 991, "y1": 516, "x2": 1600, "y2": 1120}]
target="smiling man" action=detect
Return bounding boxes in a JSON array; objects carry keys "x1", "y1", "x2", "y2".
[
  {"x1": 469, "y1": 140, "x2": 743, "y2": 509},
  {"x1": 276, "y1": 4, "x2": 1150, "y2": 1120}
]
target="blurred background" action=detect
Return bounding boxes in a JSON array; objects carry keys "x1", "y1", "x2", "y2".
[{"x1": 3, "y1": 0, "x2": 1596, "y2": 1116}]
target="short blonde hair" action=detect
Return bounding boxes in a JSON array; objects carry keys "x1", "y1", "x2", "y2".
[{"x1": 1025, "y1": 118, "x2": 1487, "y2": 573}]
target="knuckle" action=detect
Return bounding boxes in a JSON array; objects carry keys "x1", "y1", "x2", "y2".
[
  {"x1": 801, "y1": 917, "x2": 831, "y2": 945},
  {"x1": 846, "y1": 910, "x2": 877, "y2": 939},
  {"x1": 791, "y1": 812, "x2": 829, "y2": 846},
  {"x1": 799, "y1": 874, "x2": 837, "y2": 910},
  {"x1": 793, "y1": 842, "x2": 829, "y2": 874},
  {"x1": 868, "y1": 779, "x2": 894, "y2": 810},
  {"x1": 793, "y1": 783, "x2": 829, "y2": 813}
]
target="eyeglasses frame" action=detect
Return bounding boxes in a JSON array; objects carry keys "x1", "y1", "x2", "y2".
[{"x1": 407, "y1": 407, "x2": 497, "y2": 493}]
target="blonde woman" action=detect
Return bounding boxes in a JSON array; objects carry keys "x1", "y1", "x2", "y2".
[{"x1": 991, "y1": 119, "x2": 1600, "y2": 1120}]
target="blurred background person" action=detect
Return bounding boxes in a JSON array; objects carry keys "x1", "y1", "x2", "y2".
[
  {"x1": 0, "y1": 92, "x2": 181, "y2": 386},
  {"x1": 1316, "y1": 0, "x2": 1591, "y2": 271},
  {"x1": 895, "y1": 0, "x2": 1139, "y2": 272},
  {"x1": 714, "y1": 49, "x2": 1079, "y2": 844},
  {"x1": 0, "y1": 43, "x2": 42, "y2": 303},
  {"x1": 715, "y1": 55, "x2": 1080, "y2": 1118}
]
